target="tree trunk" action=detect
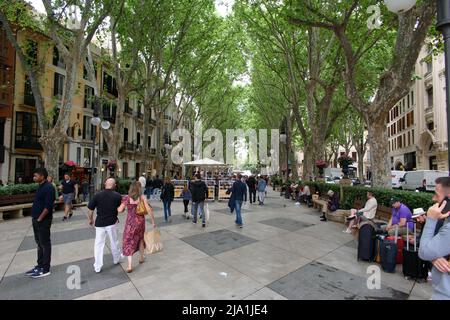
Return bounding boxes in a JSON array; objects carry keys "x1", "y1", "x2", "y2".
[
  {"x1": 302, "y1": 143, "x2": 313, "y2": 181},
  {"x1": 367, "y1": 118, "x2": 390, "y2": 188},
  {"x1": 357, "y1": 153, "x2": 364, "y2": 182},
  {"x1": 40, "y1": 131, "x2": 66, "y2": 180}
]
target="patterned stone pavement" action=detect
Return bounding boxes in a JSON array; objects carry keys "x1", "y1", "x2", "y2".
[{"x1": 0, "y1": 190, "x2": 433, "y2": 300}]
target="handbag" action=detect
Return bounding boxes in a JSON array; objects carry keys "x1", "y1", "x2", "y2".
[
  {"x1": 136, "y1": 198, "x2": 147, "y2": 216},
  {"x1": 144, "y1": 229, "x2": 163, "y2": 254}
]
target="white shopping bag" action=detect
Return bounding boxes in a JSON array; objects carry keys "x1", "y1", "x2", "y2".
[{"x1": 205, "y1": 203, "x2": 210, "y2": 222}]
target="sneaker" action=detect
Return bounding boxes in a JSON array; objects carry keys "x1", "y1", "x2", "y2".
[
  {"x1": 202, "y1": 223, "x2": 206, "y2": 228},
  {"x1": 62, "y1": 216, "x2": 67, "y2": 222},
  {"x1": 320, "y1": 217, "x2": 327, "y2": 222},
  {"x1": 25, "y1": 266, "x2": 39, "y2": 276},
  {"x1": 69, "y1": 213, "x2": 73, "y2": 219},
  {"x1": 343, "y1": 229, "x2": 352, "y2": 234},
  {"x1": 29, "y1": 268, "x2": 51, "y2": 279},
  {"x1": 192, "y1": 220, "x2": 197, "y2": 224}
]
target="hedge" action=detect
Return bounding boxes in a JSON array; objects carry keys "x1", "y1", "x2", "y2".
[
  {"x1": 117, "y1": 179, "x2": 133, "y2": 195},
  {"x1": 0, "y1": 183, "x2": 39, "y2": 196},
  {"x1": 304, "y1": 182, "x2": 434, "y2": 211}
]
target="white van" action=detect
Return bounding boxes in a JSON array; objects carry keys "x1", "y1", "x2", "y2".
[
  {"x1": 401, "y1": 170, "x2": 449, "y2": 192},
  {"x1": 391, "y1": 171, "x2": 406, "y2": 189}
]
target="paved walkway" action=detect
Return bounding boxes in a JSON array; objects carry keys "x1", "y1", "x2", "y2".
[{"x1": 0, "y1": 190, "x2": 433, "y2": 300}]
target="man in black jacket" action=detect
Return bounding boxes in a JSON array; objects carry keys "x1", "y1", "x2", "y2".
[
  {"x1": 231, "y1": 173, "x2": 247, "y2": 228},
  {"x1": 190, "y1": 174, "x2": 209, "y2": 227},
  {"x1": 246, "y1": 175, "x2": 257, "y2": 204}
]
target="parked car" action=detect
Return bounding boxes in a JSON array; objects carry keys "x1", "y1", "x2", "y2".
[
  {"x1": 401, "y1": 170, "x2": 449, "y2": 192},
  {"x1": 391, "y1": 170, "x2": 407, "y2": 189},
  {"x1": 325, "y1": 176, "x2": 335, "y2": 184}
]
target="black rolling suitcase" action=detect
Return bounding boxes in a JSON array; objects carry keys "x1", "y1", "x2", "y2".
[
  {"x1": 380, "y1": 226, "x2": 398, "y2": 273},
  {"x1": 357, "y1": 223, "x2": 376, "y2": 262},
  {"x1": 402, "y1": 222, "x2": 428, "y2": 280}
]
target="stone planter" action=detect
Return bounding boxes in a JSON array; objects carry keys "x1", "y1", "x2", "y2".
[{"x1": 0, "y1": 193, "x2": 36, "y2": 206}]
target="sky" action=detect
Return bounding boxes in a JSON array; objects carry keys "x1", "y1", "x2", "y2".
[{"x1": 29, "y1": 0, "x2": 235, "y2": 16}]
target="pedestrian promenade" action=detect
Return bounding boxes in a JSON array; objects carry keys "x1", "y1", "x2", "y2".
[{"x1": 0, "y1": 190, "x2": 433, "y2": 300}]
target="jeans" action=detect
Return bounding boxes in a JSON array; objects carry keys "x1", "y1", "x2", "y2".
[
  {"x1": 32, "y1": 216, "x2": 52, "y2": 272},
  {"x1": 235, "y1": 200, "x2": 243, "y2": 226},
  {"x1": 249, "y1": 189, "x2": 256, "y2": 203},
  {"x1": 192, "y1": 201, "x2": 205, "y2": 224},
  {"x1": 258, "y1": 191, "x2": 265, "y2": 204},
  {"x1": 83, "y1": 192, "x2": 88, "y2": 202},
  {"x1": 183, "y1": 200, "x2": 190, "y2": 213},
  {"x1": 163, "y1": 200, "x2": 172, "y2": 221},
  {"x1": 146, "y1": 187, "x2": 153, "y2": 199},
  {"x1": 94, "y1": 224, "x2": 121, "y2": 272}
]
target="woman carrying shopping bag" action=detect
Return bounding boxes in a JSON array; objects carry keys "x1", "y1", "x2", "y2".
[{"x1": 118, "y1": 181, "x2": 156, "y2": 273}]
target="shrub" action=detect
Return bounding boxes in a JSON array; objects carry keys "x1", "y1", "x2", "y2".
[
  {"x1": 0, "y1": 183, "x2": 39, "y2": 196},
  {"x1": 305, "y1": 182, "x2": 434, "y2": 211},
  {"x1": 116, "y1": 179, "x2": 132, "y2": 195}
]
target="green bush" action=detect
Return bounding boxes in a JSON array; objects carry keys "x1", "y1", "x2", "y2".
[
  {"x1": 305, "y1": 182, "x2": 434, "y2": 211},
  {"x1": 0, "y1": 183, "x2": 39, "y2": 196},
  {"x1": 117, "y1": 179, "x2": 132, "y2": 195}
]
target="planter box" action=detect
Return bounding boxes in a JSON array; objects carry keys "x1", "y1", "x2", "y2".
[{"x1": 0, "y1": 193, "x2": 36, "y2": 206}]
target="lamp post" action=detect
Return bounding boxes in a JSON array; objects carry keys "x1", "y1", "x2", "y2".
[
  {"x1": 90, "y1": 98, "x2": 110, "y2": 198},
  {"x1": 437, "y1": 0, "x2": 450, "y2": 174}
]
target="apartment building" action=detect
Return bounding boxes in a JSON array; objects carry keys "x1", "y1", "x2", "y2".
[{"x1": 387, "y1": 45, "x2": 449, "y2": 171}]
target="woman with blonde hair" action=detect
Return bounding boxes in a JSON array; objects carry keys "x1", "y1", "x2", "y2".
[{"x1": 118, "y1": 181, "x2": 156, "y2": 273}]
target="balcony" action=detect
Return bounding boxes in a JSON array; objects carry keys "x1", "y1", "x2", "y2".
[
  {"x1": 15, "y1": 135, "x2": 42, "y2": 150},
  {"x1": 122, "y1": 142, "x2": 135, "y2": 153},
  {"x1": 149, "y1": 118, "x2": 157, "y2": 126},
  {"x1": 164, "y1": 115, "x2": 172, "y2": 121},
  {"x1": 149, "y1": 148, "x2": 156, "y2": 156},
  {"x1": 23, "y1": 92, "x2": 35, "y2": 107},
  {"x1": 137, "y1": 112, "x2": 144, "y2": 120}
]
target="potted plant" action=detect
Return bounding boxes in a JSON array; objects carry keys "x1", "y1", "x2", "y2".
[
  {"x1": 315, "y1": 160, "x2": 327, "y2": 179},
  {"x1": 107, "y1": 160, "x2": 117, "y2": 175},
  {"x1": 337, "y1": 155, "x2": 354, "y2": 179}
]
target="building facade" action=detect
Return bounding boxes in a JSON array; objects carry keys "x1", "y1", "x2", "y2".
[
  {"x1": 387, "y1": 45, "x2": 449, "y2": 172},
  {"x1": 5, "y1": 22, "x2": 182, "y2": 185}
]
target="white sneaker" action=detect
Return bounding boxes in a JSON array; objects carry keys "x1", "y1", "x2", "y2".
[{"x1": 343, "y1": 229, "x2": 352, "y2": 234}]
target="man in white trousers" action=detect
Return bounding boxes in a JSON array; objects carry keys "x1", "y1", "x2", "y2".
[
  {"x1": 87, "y1": 178, "x2": 123, "y2": 273},
  {"x1": 257, "y1": 176, "x2": 267, "y2": 205}
]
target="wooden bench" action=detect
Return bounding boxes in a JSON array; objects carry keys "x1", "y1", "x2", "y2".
[{"x1": 0, "y1": 201, "x2": 87, "y2": 222}]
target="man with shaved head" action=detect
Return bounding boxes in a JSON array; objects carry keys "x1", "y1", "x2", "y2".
[{"x1": 87, "y1": 178, "x2": 123, "y2": 273}]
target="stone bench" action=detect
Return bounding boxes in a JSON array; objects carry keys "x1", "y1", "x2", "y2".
[{"x1": 326, "y1": 209, "x2": 350, "y2": 223}]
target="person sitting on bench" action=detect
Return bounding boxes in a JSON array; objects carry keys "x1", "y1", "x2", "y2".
[
  {"x1": 320, "y1": 190, "x2": 339, "y2": 222},
  {"x1": 343, "y1": 191, "x2": 378, "y2": 233},
  {"x1": 381, "y1": 197, "x2": 414, "y2": 236}
]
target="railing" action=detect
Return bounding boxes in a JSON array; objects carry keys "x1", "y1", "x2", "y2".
[
  {"x1": 123, "y1": 142, "x2": 135, "y2": 152},
  {"x1": 149, "y1": 148, "x2": 156, "y2": 156},
  {"x1": 137, "y1": 112, "x2": 144, "y2": 120},
  {"x1": 149, "y1": 118, "x2": 157, "y2": 126},
  {"x1": 15, "y1": 135, "x2": 42, "y2": 150},
  {"x1": 23, "y1": 92, "x2": 35, "y2": 107}
]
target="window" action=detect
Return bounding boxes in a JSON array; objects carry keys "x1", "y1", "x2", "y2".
[
  {"x1": 83, "y1": 116, "x2": 94, "y2": 140},
  {"x1": 0, "y1": 63, "x2": 11, "y2": 105},
  {"x1": 147, "y1": 135, "x2": 151, "y2": 149},
  {"x1": 15, "y1": 112, "x2": 41, "y2": 149},
  {"x1": 52, "y1": 46, "x2": 65, "y2": 68},
  {"x1": 340, "y1": 152, "x2": 346, "y2": 157},
  {"x1": 427, "y1": 121, "x2": 434, "y2": 131},
  {"x1": 411, "y1": 90, "x2": 415, "y2": 106},
  {"x1": 102, "y1": 71, "x2": 117, "y2": 97},
  {"x1": 407, "y1": 94, "x2": 410, "y2": 109},
  {"x1": 76, "y1": 147, "x2": 81, "y2": 165},
  {"x1": 84, "y1": 85, "x2": 94, "y2": 109},
  {"x1": 54, "y1": 72, "x2": 64, "y2": 98},
  {"x1": 15, "y1": 158, "x2": 37, "y2": 183},
  {"x1": 124, "y1": 128, "x2": 128, "y2": 142},
  {"x1": 0, "y1": 29, "x2": 8, "y2": 58},
  {"x1": 426, "y1": 87, "x2": 433, "y2": 108},
  {"x1": 25, "y1": 40, "x2": 38, "y2": 66},
  {"x1": 23, "y1": 77, "x2": 35, "y2": 106},
  {"x1": 408, "y1": 131, "x2": 411, "y2": 146},
  {"x1": 412, "y1": 129, "x2": 415, "y2": 144},
  {"x1": 123, "y1": 162, "x2": 128, "y2": 179},
  {"x1": 83, "y1": 148, "x2": 91, "y2": 167},
  {"x1": 426, "y1": 60, "x2": 432, "y2": 74},
  {"x1": 137, "y1": 132, "x2": 141, "y2": 145}
]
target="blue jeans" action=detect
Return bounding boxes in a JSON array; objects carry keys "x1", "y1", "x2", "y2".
[
  {"x1": 146, "y1": 187, "x2": 153, "y2": 199},
  {"x1": 192, "y1": 201, "x2": 205, "y2": 224},
  {"x1": 163, "y1": 200, "x2": 172, "y2": 221},
  {"x1": 235, "y1": 200, "x2": 243, "y2": 226}
]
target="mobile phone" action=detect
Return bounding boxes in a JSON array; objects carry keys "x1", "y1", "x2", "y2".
[{"x1": 441, "y1": 196, "x2": 450, "y2": 214}]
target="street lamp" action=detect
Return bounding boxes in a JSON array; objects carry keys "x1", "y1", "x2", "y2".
[
  {"x1": 437, "y1": 0, "x2": 450, "y2": 174},
  {"x1": 384, "y1": 0, "x2": 417, "y2": 13},
  {"x1": 89, "y1": 98, "x2": 110, "y2": 198}
]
